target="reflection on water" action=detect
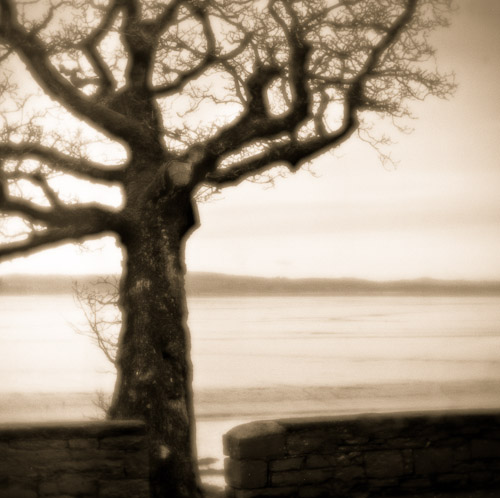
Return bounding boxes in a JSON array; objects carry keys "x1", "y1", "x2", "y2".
[{"x1": 1, "y1": 294, "x2": 500, "y2": 392}]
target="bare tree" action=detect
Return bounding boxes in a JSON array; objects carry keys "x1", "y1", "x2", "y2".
[
  {"x1": 73, "y1": 276, "x2": 120, "y2": 365},
  {"x1": 0, "y1": 0, "x2": 454, "y2": 496}
]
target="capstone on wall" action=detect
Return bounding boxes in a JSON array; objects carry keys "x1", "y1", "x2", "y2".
[{"x1": 223, "y1": 411, "x2": 500, "y2": 498}]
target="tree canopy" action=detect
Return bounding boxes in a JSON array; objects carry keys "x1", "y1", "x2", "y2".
[{"x1": 0, "y1": 0, "x2": 454, "y2": 258}]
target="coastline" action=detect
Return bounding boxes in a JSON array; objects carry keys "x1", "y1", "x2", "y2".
[
  {"x1": 2, "y1": 380, "x2": 499, "y2": 424},
  {"x1": 2, "y1": 380, "x2": 499, "y2": 491}
]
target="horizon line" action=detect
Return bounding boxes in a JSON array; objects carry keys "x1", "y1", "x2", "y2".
[{"x1": 2, "y1": 271, "x2": 500, "y2": 285}]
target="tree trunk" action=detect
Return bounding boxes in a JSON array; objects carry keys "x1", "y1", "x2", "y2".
[{"x1": 108, "y1": 195, "x2": 203, "y2": 498}]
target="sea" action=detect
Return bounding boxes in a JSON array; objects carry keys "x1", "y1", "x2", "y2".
[
  {"x1": 1, "y1": 293, "x2": 500, "y2": 393},
  {"x1": 1, "y1": 292, "x2": 500, "y2": 487}
]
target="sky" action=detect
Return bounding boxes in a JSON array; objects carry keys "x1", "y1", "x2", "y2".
[{"x1": 1, "y1": 0, "x2": 500, "y2": 281}]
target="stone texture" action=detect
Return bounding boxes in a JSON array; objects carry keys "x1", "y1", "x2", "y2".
[
  {"x1": 68, "y1": 438, "x2": 99, "y2": 449},
  {"x1": 414, "y1": 447, "x2": 456, "y2": 475},
  {"x1": 0, "y1": 486, "x2": 37, "y2": 498},
  {"x1": 365, "y1": 450, "x2": 408, "y2": 478},
  {"x1": 224, "y1": 411, "x2": 500, "y2": 498},
  {"x1": 298, "y1": 486, "x2": 330, "y2": 498},
  {"x1": 9, "y1": 439, "x2": 67, "y2": 450},
  {"x1": 333, "y1": 464, "x2": 364, "y2": 481},
  {"x1": 57, "y1": 474, "x2": 98, "y2": 495},
  {"x1": 0, "y1": 420, "x2": 149, "y2": 498},
  {"x1": 305, "y1": 455, "x2": 332, "y2": 469},
  {"x1": 38, "y1": 481, "x2": 60, "y2": 496},
  {"x1": 287, "y1": 431, "x2": 336, "y2": 455},
  {"x1": 270, "y1": 457, "x2": 303, "y2": 472},
  {"x1": 224, "y1": 421, "x2": 286, "y2": 460},
  {"x1": 124, "y1": 452, "x2": 150, "y2": 478},
  {"x1": 471, "y1": 439, "x2": 500, "y2": 459},
  {"x1": 98, "y1": 479, "x2": 150, "y2": 498},
  {"x1": 99, "y1": 435, "x2": 146, "y2": 451},
  {"x1": 232, "y1": 487, "x2": 297, "y2": 498},
  {"x1": 225, "y1": 458, "x2": 268, "y2": 489},
  {"x1": 271, "y1": 468, "x2": 333, "y2": 487}
]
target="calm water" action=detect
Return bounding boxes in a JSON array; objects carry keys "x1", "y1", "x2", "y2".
[
  {"x1": 2, "y1": 293, "x2": 499, "y2": 490},
  {"x1": 1, "y1": 293, "x2": 500, "y2": 393}
]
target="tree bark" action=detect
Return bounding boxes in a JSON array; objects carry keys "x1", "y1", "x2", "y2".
[{"x1": 108, "y1": 194, "x2": 203, "y2": 498}]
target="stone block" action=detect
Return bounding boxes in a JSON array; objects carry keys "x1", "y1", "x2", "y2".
[
  {"x1": 69, "y1": 447, "x2": 124, "y2": 461},
  {"x1": 0, "y1": 448, "x2": 73, "y2": 476},
  {"x1": 331, "y1": 451, "x2": 362, "y2": 466},
  {"x1": 399, "y1": 477, "x2": 432, "y2": 489},
  {"x1": 270, "y1": 457, "x2": 303, "y2": 472},
  {"x1": 364, "y1": 450, "x2": 407, "y2": 478},
  {"x1": 469, "y1": 471, "x2": 495, "y2": 484},
  {"x1": 62, "y1": 456, "x2": 125, "y2": 477},
  {"x1": 298, "y1": 486, "x2": 331, "y2": 498},
  {"x1": 334, "y1": 465, "x2": 364, "y2": 481},
  {"x1": 99, "y1": 435, "x2": 146, "y2": 451},
  {"x1": 224, "y1": 422, "x2": 286, "y2": 460},
  {"x1": 435, "y1": 472, "x2": 468, "y2": 486},
  {"x1": 38, "y1": 480, "x2": 60, "y2": 495},
  {"x1": 453, "y1": 444, "x2": 471, "y2": 462},
  {"x1": 471, "y1": 439, "x2": 500, "y2": 459},
  {"x1": 367, "y1": 477, "x2": 399, "y2": 489},
  {"x1": 124, "y1": 452, "x2": 150, "y2": 478},
  {"x1": 305, "y1": 455, "x2": 332, "y2": 469},
  {"x1": 225, "y1": 486, "x2": 237, "y2": 498},
  {"x1": 225, "y1": 458, "x2": 268, "y2": 489},
  {"x1": 9, "y1": 439, "x2": 67, "y2": 450},
  {"x1": 58, "y1": 474, "x2": 98, "y2": 495},
  {"x1": 68, "y1": 438, "x2": 99, "y2": 449},
  {"x1": 414, "y1": 447, "x2": 455, "y2": 475},
  {"x1": 98, "y1": 479, "x2": 150, "y2": 498},
  {"x1": 232, "y1": 487, "x2": 297, "y2": 498},
  {"x1": 271, "y1": 468, "x2": 333, "y2": 487},
  {"x1": 342, "y1": 436, "x2": 369, "y2": 445},
  {"x1": 0, "y1": 485, "x2": 37, "y2": 498},
  {"x1": 287, "y1": 431, "x2": 335, "y2": 456}
]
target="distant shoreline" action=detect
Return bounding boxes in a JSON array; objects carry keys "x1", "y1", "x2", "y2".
[
  {"x1": 1, "y1": 272, "x2": 500, "y2": 296},
  {"x1": 1, "y1": 380, "x2": 500, "y2": 424}
]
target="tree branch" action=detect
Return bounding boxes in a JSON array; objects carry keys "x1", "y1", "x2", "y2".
[
  {"x1": 0, "y1": 0, "x2": 147, "y2": 143},
  {"x1": 76, "y1": 0, "x2": 122, "y2": 96},
  {"x1": 344, "y1": 0, "x2": 418, "y2": 92},
  {"x1": 150, "y1": 0, "x2": 185, "y2": 36},
  {"x1": 0, "y1": 222, "x2": 112, "y2": 260},
  {"x1": 152, "y1": 35, "x2": 251, "y2": 97},
  {"x1": 205, "y1": 106, "x2": 358, "y2": 187},
  {"x1": 0, "y1": 142, "x2": 125, "y2": 182},
  {"x1": 184, "y1": 4, "x2": 313, "y2": 185},
  {"x1": 0, "y1": 188, "x2": 120, "y2": 261},
  {"x1": 202, "y1": 0, "x2": 419, "y2": 188}
]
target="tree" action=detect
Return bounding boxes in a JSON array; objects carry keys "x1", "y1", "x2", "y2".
[{"x1": 0, "y1": 0, "x2": 454, "y2": 496}]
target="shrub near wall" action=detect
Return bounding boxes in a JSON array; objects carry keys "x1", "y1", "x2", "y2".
[
  {"x1": 223, "y1": 411, "x2": 500, "y2": 498},
  {"x1": 0, "y1": 420, "x2": 149, "y2": 498}
]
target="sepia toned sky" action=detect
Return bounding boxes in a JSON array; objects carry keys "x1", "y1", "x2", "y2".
[{"x1": 1, "y1": 0, "x2": 500, "y2": 280}]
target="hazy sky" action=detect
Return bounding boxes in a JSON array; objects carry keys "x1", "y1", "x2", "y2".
[{"x1": 1, "y1": 0, "x2": 500, "y2": 280}]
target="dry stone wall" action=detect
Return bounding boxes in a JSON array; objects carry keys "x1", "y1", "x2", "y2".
[
  {"x1": 0, "y1": 420, "x2": 149, "y2": 498},
  {"x1": 223, "y1": 411, "x2": 500, "y2": 498}
]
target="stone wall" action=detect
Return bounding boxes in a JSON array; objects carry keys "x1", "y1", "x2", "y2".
[
  {"x1": 223, "y1": 411, "x2": 500, "y2": 498},
  {"x1": 0, "y1": 420, "x2": 149, "y2": 498}
]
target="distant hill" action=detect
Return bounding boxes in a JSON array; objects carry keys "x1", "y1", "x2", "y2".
[{"x1": 1, "y1": 272, "x2": 500, "y2": 296}]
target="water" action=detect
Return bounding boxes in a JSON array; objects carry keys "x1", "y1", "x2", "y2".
[
  {"x1": 2, "y1": 293, "x2": 500, "y2": 489},
  {"x1": 190, "y1": 295, "x2": 500, "y2": 389},
  {"x1": 1, "y1": 293, "x2": 500, "y2": 393}
]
